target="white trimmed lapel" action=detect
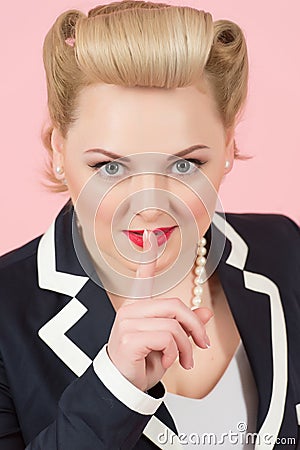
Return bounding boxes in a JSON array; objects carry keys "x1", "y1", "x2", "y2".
[
  {"x1": 37, "y1": 215, "x2": 89, "y2": 298},
  {"x1": 37, "y1": 213, "x2": 92, "y2": 376},
  {"x1": 213, "y1": 212, "x2": 288, "y2": 450}
]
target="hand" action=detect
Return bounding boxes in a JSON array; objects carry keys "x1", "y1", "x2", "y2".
[{"x1": 107, "y1": 230, "x2": 213, "y2": 392}]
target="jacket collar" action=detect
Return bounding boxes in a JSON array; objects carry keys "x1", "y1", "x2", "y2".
[
  {"x1": 37, "y1": 201, "x2": 289, "y2": 449},
  {"x1": 213, "y1": 214, "x2": 289, "y2": 448}
]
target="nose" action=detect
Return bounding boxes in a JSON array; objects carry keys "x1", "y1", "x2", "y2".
[
  {"x1": 138, "y1": 207, "x2": 164, "y2": 223},
  {"x1": 129, "y1": 173, "x2": 170, "y2": 223}
]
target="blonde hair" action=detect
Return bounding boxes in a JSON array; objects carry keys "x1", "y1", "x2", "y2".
[{"x1": 42, "y1": 0, "x2": 249, "y2": 192}]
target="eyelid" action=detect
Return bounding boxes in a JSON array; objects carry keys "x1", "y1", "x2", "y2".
[
  {"x1": 168, "y1": 157, "x2": 206, "y2": 169},
  {"x1": 88, "y1": 159, "x2": 127, "y2": 169},
  {"x1": 88, "y1": 157, "x2": 206, "y2": 175}
]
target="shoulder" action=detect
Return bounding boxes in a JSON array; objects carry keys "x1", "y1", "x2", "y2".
[
  {"x1": 0, "y1": 233, "x2": 61, "y2": 338},
  {"x1": 224, "y1": 211, "x2": 300, "y2": 250},
  {"x1": 223, "y1": 212, "x2": 300, "y2": 283},
  {"x1": 0, "y1": 235, "x2": 41, "y2": 270},
  {"x1": 224, "y1": 211, "x2": 299, "y2": 238},
  {"x1": 0, "y1": 235, "x2": 42, "y2": 291}
]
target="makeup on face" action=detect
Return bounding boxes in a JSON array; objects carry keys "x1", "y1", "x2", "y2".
[{"x1": 63, "y1": 84, "x2": 229, "y2": 279}]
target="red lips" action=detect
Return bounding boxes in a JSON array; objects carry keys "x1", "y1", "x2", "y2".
[{"x1": 123, "y1": 226, "x2": 177, "y2": 247}]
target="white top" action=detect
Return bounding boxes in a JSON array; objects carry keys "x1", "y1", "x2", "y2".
[
  {"x1": 93, "y1": 341, "x2": 258, "y2": 449},
  {"x1": 163, "y1": 340, "x2": 259, "y2": 449}
]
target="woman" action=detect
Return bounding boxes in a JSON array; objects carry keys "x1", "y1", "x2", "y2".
[{"x1": 0, "y1": 1, "x2": 299, "y2": 449}]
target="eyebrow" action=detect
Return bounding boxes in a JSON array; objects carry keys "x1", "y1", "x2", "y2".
[{"x1": 84, "y1": 145, "x2": 210, "y2": 161}]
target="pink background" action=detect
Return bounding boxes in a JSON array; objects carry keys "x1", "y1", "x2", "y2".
[{"x1": 1, "y1": 1, "x2": 299, "y2": 255}]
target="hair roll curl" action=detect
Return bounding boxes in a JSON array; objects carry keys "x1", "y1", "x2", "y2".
[{"x1": 42, "y1": 1, "x2": 249, "y2": 192}]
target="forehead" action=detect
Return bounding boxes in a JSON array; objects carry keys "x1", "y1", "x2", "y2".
[
  {"x1": 68, "y1": 83, "x2": 225, "y2": 154},
  {"x1": 76, "y1": 83, "x2": 218, "y2": 115}
]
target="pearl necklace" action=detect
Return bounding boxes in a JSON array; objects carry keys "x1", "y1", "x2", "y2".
[{"x1": 191, "y1": 237, "x2": 207, "y2": 309}]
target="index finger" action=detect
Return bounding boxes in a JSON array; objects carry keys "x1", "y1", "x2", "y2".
[{"x1": 128, "y1": 229, "x2": 159, "y2": 301}]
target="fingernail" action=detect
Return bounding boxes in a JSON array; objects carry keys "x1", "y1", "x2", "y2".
[
  {"x1": 191, "y1": 306, "x2": 199, "y2": 311},
  {"x1": 188, "y1": 361, "x2": 194, "y2": 370},
  {"x1": 205, "y1": 334, "x2": 211, "y2": 348},
  {"x1": 143, "y1": 229, "x2": 148, "y2": 246}
]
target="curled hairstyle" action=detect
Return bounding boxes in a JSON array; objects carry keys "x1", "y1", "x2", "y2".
[{"x1": 42, "y1": 0, "x2": 249, "y2": 192}]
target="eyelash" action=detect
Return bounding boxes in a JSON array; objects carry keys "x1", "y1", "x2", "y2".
[{"x1": 88, "y1": 158, "x2": 206, "y2": 175}]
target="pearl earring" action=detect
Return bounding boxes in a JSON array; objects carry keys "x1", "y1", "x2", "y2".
[
  {"x1": 56, "y1": 166, "x2": 63, "y2": 174},
  {"x1": 191, "y1": 237, "x2": 207, "y2": 309},
  {"x1": 225, "y1": 160, "x2": 230, "y2": 169}
]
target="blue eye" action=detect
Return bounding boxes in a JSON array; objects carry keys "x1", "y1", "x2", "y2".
[
  {"x1": 171, "y1": 158, "x2": 205, "y2": 175},
  {"x1": 89, "y1": 157, "x2": 206, "y2": 179},
  {"x1": 89, "y1": 161, "x2": 125, "y2": 178},
  {"x1": 103, "y1": 162, "x2": 121, "y2": 175}
]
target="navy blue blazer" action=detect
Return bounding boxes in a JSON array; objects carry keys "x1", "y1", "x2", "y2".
[{"x1": 0, "y1": 200, "x2": 299, "y2": 449}]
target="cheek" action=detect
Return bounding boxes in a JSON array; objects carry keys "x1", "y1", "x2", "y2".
[
  {"x1": 94, "y1": 188, "x2": 128, "y2": 246},
  {"x1": 95, "y1": 195, "x2": 118, "y2": 230},
  {"x1": 76, "y1": 186, "x2": 122, "y2": 259},
  {"x1": 64, "y1": 159, "x2": 90, "y2": 202},
  {"x1": 71, "y1": 175, "x2": 119, "y2": 235},
  {"x1": 186, "y1": 195, "x2": 211, "y2": 234},
  {"x1": 173, "y1": 172, "x2": 220, "y2": 228},
  {"x1": 202, "y1": 157, "x2": 224, "y2": 182}
]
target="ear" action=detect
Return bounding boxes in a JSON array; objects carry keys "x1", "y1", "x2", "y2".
[
  {"x1": 51, "y1": 128, "x2": 65, "y2": 181},
  {"x1": 223, "y1": 126, "x2": 235, "y2": 175}
]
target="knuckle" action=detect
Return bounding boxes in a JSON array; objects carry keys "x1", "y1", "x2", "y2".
[
  {"x1": 116, "y1": 304, "x2": 130, "y2": 320},
  {"x1": 169, "y1": 319, "x2": 181, "y2": 336},
  {"x1": 117, "y1": 318, "x2": 130, "y2": 333},
  {"x1": 119, "y1": 331, "x2": 133, "y2": 347},
  {"x1": 170, "y1": 297, "x2": 182, "y2": 309},
  {"x1": 165, "y1": 333, "x2": 175, "y2": 348}
]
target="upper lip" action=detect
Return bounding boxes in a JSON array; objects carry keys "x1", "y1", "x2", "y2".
[{"x1": 124, "y1": 226, "x2": 177, "y2": 234}]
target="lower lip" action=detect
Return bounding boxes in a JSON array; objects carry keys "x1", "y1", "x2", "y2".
[{"x1": 123, "y1": 227, "x2": 177, "y2": 248}]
